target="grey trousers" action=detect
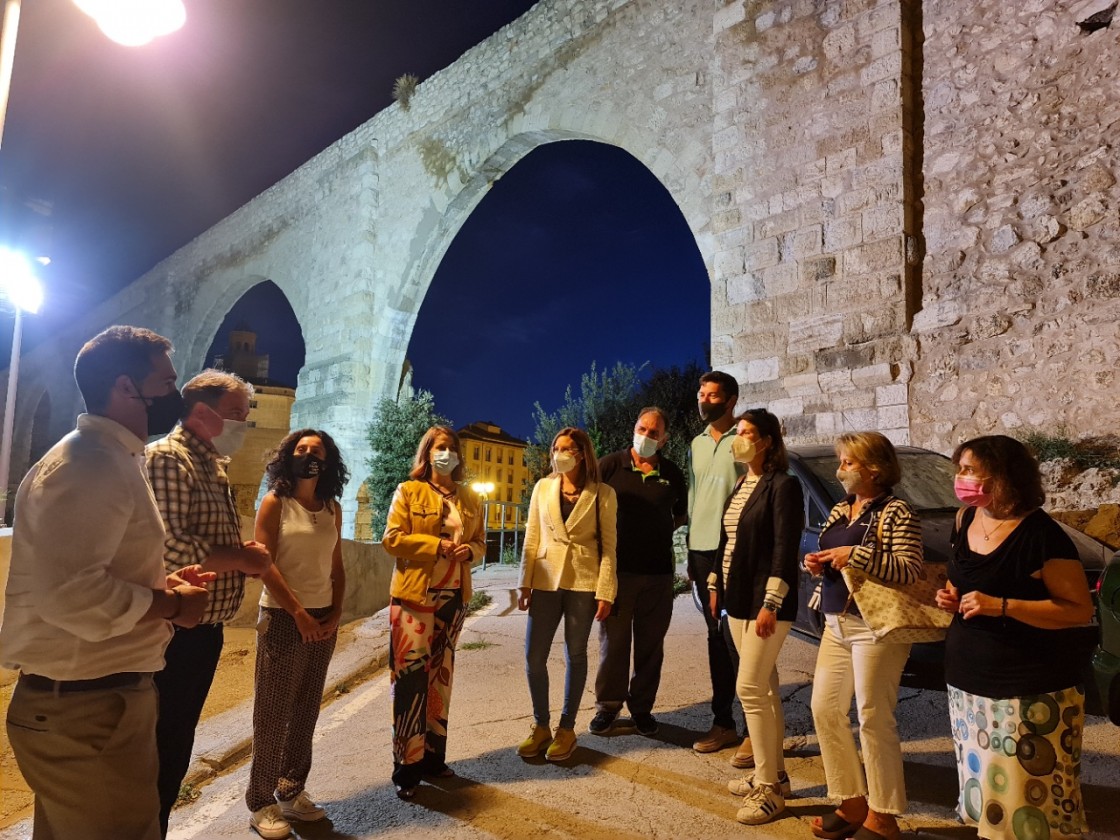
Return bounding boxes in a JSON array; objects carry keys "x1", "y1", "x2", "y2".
[
  {"x1": 7, "y1": 676, "x2": 161, "y2": 840},
  {"x1": 594, "y1": 572, "x2": 675, "y2": 717}
]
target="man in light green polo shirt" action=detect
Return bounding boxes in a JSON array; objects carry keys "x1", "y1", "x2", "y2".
[{"x1": 687, "y1": 370, "x2": 752, "y2": 768}]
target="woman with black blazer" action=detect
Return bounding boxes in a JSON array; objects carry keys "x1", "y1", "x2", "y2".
[{"x1": 708, "y1": 408, "x2": 803, "y2": 826}]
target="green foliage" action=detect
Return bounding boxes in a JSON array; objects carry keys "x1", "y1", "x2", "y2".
[
  {"x1": 392, "y1": 73, "x2": 419, "y2": 110},
  {"x1": 1022, "y1": 430, "x2": 1120, "y2": 472},
  {"x1": 466, "y1": 590, "x2": 492, "y2": 616},
  {"x1": 459, "y1": 639, "x2": 495, "y2": 651},
  {"x1": 527, "y1": 359, "x2": 705, "y2": 485},
  {"x1": 365, "y1": 390, "x2": 451, "y2": 538},
  {"x1": 672, "y1": 573, "x2": 691, "y2": 597}
]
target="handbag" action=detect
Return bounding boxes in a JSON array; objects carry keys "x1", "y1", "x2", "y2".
[{"x1": 840, "y1": 500, "x2": 951, "y2": 644}]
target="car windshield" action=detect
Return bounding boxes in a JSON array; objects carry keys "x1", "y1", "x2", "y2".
[{"x1": 799, "y1": 451, "x2": 960, "y2": 513}]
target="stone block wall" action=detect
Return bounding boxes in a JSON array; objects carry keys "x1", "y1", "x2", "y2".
[
  {"x1": 710, "y1": 0, "x2": 921, "y2": 444},
  {"x1": 912, "y1": 0, "x2": 1120, "y2": 449}
]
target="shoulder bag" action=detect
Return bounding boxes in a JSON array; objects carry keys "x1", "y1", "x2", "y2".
[{"x1": 840, "y1": 499, "x2": 951, "y2": 644}]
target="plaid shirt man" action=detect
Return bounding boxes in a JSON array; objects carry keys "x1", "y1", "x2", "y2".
[{"x1": 146, "y1": 425, "x2": 245, "y2": 624}]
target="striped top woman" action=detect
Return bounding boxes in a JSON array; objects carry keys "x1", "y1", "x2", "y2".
[{"x1": 802, "y1": 431, "x2": 922, "y2": 840}]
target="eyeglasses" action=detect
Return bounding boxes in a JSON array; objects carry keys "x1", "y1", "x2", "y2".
[{"x1": 553, "y1": 448, "x2": 581, "y2": 456}]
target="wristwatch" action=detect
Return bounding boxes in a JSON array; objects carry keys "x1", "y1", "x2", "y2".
[{"x1": 761, "y1": 602, "x2": 779, "y2": 613}]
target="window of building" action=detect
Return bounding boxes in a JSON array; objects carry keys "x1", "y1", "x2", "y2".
[
  {"x1": 485, "y1": 447, "x2": 491, "y2": 462},
  {"x1": 249, "y1": 399, "x2": 258, "y2": 409},
  {"x1": 473, "y1": 445, "x2": 480, "y2": 460},
  {"x1": 508, "y1": 452, "x2": 514, "y2": 465}
]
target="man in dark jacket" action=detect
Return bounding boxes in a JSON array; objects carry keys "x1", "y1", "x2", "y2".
[{"x1": 589, "y1": 407, "x2": 687, "y2": 735}]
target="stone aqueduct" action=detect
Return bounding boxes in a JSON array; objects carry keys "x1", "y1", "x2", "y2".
[{"x1": 5, "y1": 0, "x2": 1120, "y2": 534}]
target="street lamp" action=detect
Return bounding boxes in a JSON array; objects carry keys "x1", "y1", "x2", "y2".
[
  {"x1": 0, "y1": 246, "x2": 41, "y2": 524},
  {"x1": 0, "y1": 0, "x2": 186, "y2": 149},
  {"x1": 470, "y1": 481, "x2": 495, "y2": 568}
]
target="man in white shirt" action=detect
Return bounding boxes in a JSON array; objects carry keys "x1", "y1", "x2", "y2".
[{"x1": 1, "y1": 325, "x2": 211, "y2": 840}]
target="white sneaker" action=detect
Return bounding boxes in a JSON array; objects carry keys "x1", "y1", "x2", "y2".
[
  {"x1": 735, "y1": 782, "x2": 786, "y2": 825},
  {"x1": 249, "y1": 804, "x2": 291, "y2": 839},
  {"x1": 727, "y1": 770, "x2": 792, "y2": 798},
  {"x1": 277, "y1": 789, "x2": 327, "y2": 821}
]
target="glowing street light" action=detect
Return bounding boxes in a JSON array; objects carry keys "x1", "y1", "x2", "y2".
[
  {"x1": 0, "y1": 0, "x2": 186, "y2": 150},
  {"x1": 0, "y1": 247, "x2": 42, "y2": 523},
  {"x1": 73, "y1": 0, "x2": 186, "y2": 47}
]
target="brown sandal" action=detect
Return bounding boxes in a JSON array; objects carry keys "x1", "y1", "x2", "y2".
[{"x1": 811, "y1": 812, "x2": 864, "y2": 840}]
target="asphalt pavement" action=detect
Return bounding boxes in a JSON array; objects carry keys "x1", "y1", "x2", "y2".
[{"x1": 3, "y1": 563, "x2": 1118, "y2": 839}]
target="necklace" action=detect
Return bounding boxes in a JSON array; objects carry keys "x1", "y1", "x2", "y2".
[
  {"x1": 977, "y1": 514, "x2": 1012, "y2": 541},
  {"x1": 428, "y1": 481, "x2": 456, "y2": 499}
]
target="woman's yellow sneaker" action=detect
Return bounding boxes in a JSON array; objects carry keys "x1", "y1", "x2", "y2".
[
  {"x1": 516, "y1": 724, "x2": 552, "y2": 757},
  {"x1": 545, "y1": 727, "x2": 577, "y2": 761}
]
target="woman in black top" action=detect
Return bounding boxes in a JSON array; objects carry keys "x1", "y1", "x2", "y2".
[
  {"x1": 936, "y1": 435, "x2": 1094, "y2": 839},
  {"x1": 708, "y1": 409, "x2": 803, "y2": 826}
]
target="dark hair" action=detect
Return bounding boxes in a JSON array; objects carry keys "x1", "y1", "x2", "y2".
[
  {"x1": 409, "y1": 426, "x2": 465, "y2": 482},
  {"x1": 699, "y1": 370, "x2": 739, "y2": 399},
  {"x1": 73, "y1": 325, "x2": 173, "y2": 412},
  {"x1": 952, "y1": 435, "x2": 1045, "y2": 516},
  {"x1": 182, "y1": 369, "x2": 253, "y2": 415},
  {"x1": 737, "y1": 408, "x2": 789, "y2": 473},
  {"x1": 551, "y1": 426, "x2": 600, "y2": 484},
  {"x1": 264, "y1": 428, "x2": 349, "y2": 501},
  {"x1": 637, "y1": 405, "x2": 670, "y2": 433}
]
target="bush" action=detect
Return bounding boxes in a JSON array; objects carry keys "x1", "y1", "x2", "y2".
[{"x1": 1022, "y1": 430, "x2": 1120, "y2": 472}]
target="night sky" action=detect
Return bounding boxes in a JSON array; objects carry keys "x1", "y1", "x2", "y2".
[{"x1": 2, "y1": 1, "x2": 709, "y2": 442}]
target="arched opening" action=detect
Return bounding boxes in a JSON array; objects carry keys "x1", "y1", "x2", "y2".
[
  {"x1": 402, "y1": 139, "x2": 708, "y2": 549},
  {"x1": 202, "y1": 280, "x2": 305, "y2": 518}
]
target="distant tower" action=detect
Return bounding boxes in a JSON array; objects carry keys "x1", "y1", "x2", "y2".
[{"x1": 214, "y1": 323, "x2": 270, "y2": 382}]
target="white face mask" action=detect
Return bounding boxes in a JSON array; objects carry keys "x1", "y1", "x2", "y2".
[
  {"x1": 553, "y1": 452, "x2": 579, "y2": 475},
  {"x1": 431, "y1": 449, "x2": 459, "y2": 476},
  {"x1": 730, "y1": 435, "x2": 756, "y2": 464},
  {"x1": 212, "y1": 419, "x2": 248, "y2": 456},
  {"x1": 632, "y1": 433, "x2": 659, "y2": 459}
]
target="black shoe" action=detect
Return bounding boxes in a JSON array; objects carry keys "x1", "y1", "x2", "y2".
[
  {"x1": 632, "y1": 713, "x2": 658, "y2": 736},
  {"x1": 588, "y1": 710, "x2": 618, "y2": 734}
]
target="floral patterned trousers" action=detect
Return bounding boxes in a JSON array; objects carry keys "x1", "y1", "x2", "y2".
[{"x1": 389, "y1": 588, "x2": 466, "y2": 787}]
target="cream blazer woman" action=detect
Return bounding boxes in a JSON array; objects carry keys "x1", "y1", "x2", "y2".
[{"x1": 518, "y1": 475, "x2": 618, "y2": 603}]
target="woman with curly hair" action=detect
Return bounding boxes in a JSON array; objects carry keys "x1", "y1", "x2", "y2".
[{"x1": 245, "y1": 429, "x2": 349, "y2": 840}]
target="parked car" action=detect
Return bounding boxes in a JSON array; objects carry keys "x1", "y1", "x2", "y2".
[
  {"x1": 784, "y1": 446, "x2": 1108, "y2": 711},
  {"x1": 1092, "y1": 550, "x2": 1120, "y2": 724}
]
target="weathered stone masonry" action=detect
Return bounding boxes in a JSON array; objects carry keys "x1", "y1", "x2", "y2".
[{"x1": 6, "y1": 0, "x2": 1120, "y2": 534}]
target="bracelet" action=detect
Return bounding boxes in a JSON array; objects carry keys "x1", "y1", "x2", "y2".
[
  {"x1": 168, "y1": 590, "x2": 183, "y2": 621},
  {"x1": 1000, "y1": 596, "x2": 1007, "y2": 618}
]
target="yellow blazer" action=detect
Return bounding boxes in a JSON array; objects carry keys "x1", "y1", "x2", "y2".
[
  {"x1": 518, "y1": 475, "x2": 618, "y2": 603},
  {"x1": 382, "y1": 480, "x2": 486, "y2": 603}
]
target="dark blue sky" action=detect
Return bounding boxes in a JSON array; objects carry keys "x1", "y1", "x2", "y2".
[{"x1": 2, "y1": 2, "x2": 708, "y2": 443}]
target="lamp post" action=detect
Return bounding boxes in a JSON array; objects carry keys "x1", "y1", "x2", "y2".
[
  {"x1": 470, "y1": 481, "x2": 494, "y2": 568},
  {"x1": 0, "y1": 247, "x2": 41, "y2": 523}
]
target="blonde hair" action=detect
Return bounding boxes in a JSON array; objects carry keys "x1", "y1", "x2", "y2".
[
  {"x1": 836, "y1": 431, "x2": 901, "y2": 489},
  {"x1": 409, "y1": 425, "x2": 464, "y2": 482}
]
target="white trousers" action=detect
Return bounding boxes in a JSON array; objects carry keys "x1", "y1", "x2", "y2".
[
  {"x1": 726, "y1": 616, "x2": 792, "y2": 786},
  {"x1": 810, "y1": 613, "x2": 911, "y2": 815}
]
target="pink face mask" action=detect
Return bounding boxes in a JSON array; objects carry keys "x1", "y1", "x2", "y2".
[{"x1": 954, "y1": 475, "x2": 991, "y2": 507}]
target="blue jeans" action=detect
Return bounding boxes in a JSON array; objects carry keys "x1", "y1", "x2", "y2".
[{"x1": 525, "y1": 588, "x2": 597, "y2": 730}]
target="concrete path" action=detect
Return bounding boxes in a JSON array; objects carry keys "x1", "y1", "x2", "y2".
[{"x1": 4, "y1": 563, "x2": 1118, "y2": 839}]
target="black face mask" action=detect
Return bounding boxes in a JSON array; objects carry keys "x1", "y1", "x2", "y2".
[
  {"x1": 133, "y1": 381, "x2": 185, "y2": 437},
  {"x1": 292, "y1": 454, "x2": 325, "y2": 479},
  {"x1": 699, "y1": 402, "x2": 728, "y2": 424}
]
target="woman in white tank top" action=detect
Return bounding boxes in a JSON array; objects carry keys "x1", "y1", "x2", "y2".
[{"x1": 245, "y1": 428, "x2": 349, "y2": 840}]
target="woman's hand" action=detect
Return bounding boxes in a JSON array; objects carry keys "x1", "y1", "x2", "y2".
[
  {"x1": 807, "y1": 546, "x2": 854, "y2": 572},
  {"x1": 294, "y1": 608, "x2": 322, "y2": 643},
  {"x1": 708, "y1": 590, "x2": 719, "y2": 620},
  {"x1": 958, "y1": 589, "x2": 1000, "y2": 620},
  {"x1": 595, "y1": 600, "x2": 612, "y2": 621},
  {"x1": 935, "y1": 581, "x2": 960, "y2": 613},
  {"x1": 317, "y1": 608, "x2": 342, "y2": 638},
  {"x1": 450, "y1": 543, "x2": 472, "y2": 563},
  {"x1": 517, "y1": 588, "x2": 532, "y2": 611},
  {"x1": 754, "y1": 608, "x2": 777, "y2": 638}
]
